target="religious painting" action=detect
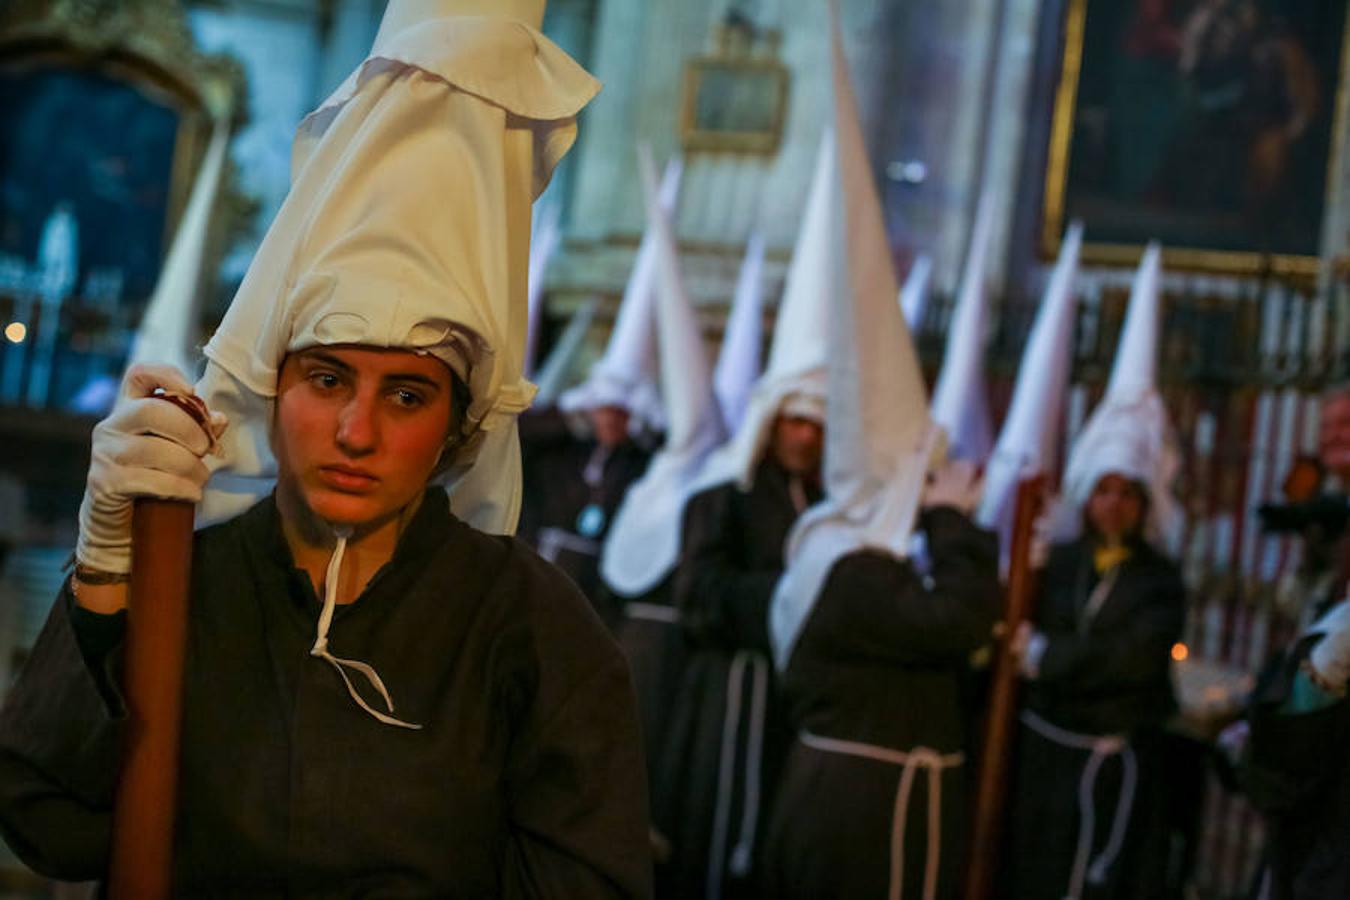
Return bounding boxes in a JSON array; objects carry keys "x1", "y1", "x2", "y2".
[
  {"x1": 1042, "y1": 0, "x2": 1350, "y2": 277},
  {"x1": 680, "y1": 58, "x2": 790, "y2": 155},
  {"x1": 0, "y1": 65, "x2": 181, "y2": 305}
]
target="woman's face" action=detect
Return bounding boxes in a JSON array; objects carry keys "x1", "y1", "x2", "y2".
[
  {"x1": 1085, "y1": 473, "x2": 1146, "y2": 544},
  {"x1": 273, "y1": 345, "x2": 456, "y2": 529}
]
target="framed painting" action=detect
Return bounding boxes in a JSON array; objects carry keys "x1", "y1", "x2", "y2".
[
  {"x1": 1041, "y1": 0, "x2": 1350, "y2": 277},
  {"x1": 680, "y1": 56, "x2": 790, "y2": 155}
]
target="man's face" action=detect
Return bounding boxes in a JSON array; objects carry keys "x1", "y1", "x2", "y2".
[
  {"x1": 770, "y1": 414, "x2": 824, "y2": 478},
  {"x1": 1086, "y1": 473, "x2": 1146, "y2": 544},
  {"x1": 589, "y1": 405, "x2": 630, "y2": 448},
  {"x1": 273, "y1": 346, "x2": 455, "y2": 529},
  {"x1": 1318, "y1": 391, "x2": 1350, "y2": 483}
]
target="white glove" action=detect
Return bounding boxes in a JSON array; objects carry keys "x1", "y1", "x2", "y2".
[
  {"x1": 1307, "y1": 597, "x2": 1350, "y2": 696},
  {"x1": 922, "y1": 459, "x2": 983, "y2": 515},
  {"x1": 76, "y1": 365, "x2": 226, "y2": 574}
]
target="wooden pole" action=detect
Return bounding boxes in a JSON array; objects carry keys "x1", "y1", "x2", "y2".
[
  {"x1": 963, "y1": 475, "x2": 1046, "y2": 900},
  {"x1": 107, "y1": 498, "x2": 195, "y2": 899}
]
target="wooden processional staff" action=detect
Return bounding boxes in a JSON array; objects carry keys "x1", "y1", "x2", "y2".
[{"x1": 964, "y1": 475, "x2": 1047, "y2": 900}]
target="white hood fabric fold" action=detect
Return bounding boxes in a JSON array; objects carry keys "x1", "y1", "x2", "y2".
[
  {"x1": 930, "y1": 191, "x2": 995, "y2": 463},
  {"x1": 523, "y1": 199, "x2": 562, "y2": 377},
  {"x1": 691, "y1": 131, "x2": 835, "y2": 496},
  {"x1": 600, "y1": 148, "x2": 726, "y2": 597},
  {"x1": 714, "y1": 231, "x2": 767, "y2": 434},
  {"x1": 899, "y1": 254, "x2": 932, "y2": 332},
  {"x1": 769, "y1": 9, "x2": 938, "y2": 670},
  {"x1": 196, "y1": 0, "x2": 600, "y2": 536},
  {"x1": 975, "y1": 222, "x2": 1083, "y2": 547},
  {"x1": 128, "y1": 117, "x2": 232, "y2": 379},
  {"x1": 1056, "y1": 242, "x2": 1182, "y2": 544},
  {"x1": 557, "y1": 156, "x2": 684, "y2": 432}
]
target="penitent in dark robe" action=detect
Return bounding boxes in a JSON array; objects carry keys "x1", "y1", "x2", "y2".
[
  {"x1": 1006, "y1": 538, "x2": 1186, "y2": 900},
  {"x1": 758, "y1": 507, "x2": 999, "y2": 900},
  {"x1": 518, "y1": 407, "x2": 652, "y2": 630},
  {"x1": 0, "y1": 490, "x2": 651, "y2": 898},
  {"x1": 654, "y1": 455, "x2": 820, "y2": 899}
]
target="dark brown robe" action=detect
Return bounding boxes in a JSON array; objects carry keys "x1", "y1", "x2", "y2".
[
  {"x1": 759, "y1": 508, "x2": 999, "y2": 900},
  {"x1": 0, "y1": 489, "x2": 652, "y2": 898}
]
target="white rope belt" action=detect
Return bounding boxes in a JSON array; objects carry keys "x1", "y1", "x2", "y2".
[
  {"x1": 1019, "y1": 709, "x2": 1137, "y2": 899},
  {"x1": 625, "y1": 602, "x2": 682, "y2": 624},
  {"x1": 707, "y1": 650, "x2": 769, "y2": 899},
  {"x1": 535, "y1": 526, "x2": 601, "y2": 563},
  {"x1": 798, "y1": 731, "x2": 964, "y2": 900}
]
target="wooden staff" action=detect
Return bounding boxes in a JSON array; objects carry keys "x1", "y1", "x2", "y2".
[
  {"x1": 963, "y1": 474, "x2": 1046, "y2": 900},
  {"x1": 108, "y1": 390, "x2": 207, "y2": 899}
]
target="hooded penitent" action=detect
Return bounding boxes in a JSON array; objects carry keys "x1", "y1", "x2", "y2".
[
  {"x1": 691, "y1": 130, "x2": 836, "y2": 496},
  {"x1": 1056, "y1": 242, "x2": 1181, "y2": 544},
  {"x1": 193, "y1": 0, "x2": 598, "y2": 727},
  {"x1": 556, "y1": 156, "x2": 685, "y2": 434},
  {"x1": 930, "y1": 189, "x2": 996, "y2": 464},
  {"x1": 976, "y1": 222, "x2": 1083, "y2": 548},
  {"x1": 196, "y1": 0, "x2": 598, "y2": 537},
  {"x1": 899, "y1": 253, "x2": 932, "y2": 332},
  {"x1": 769, "y1": 12, "x2": 939, "y2": 671},
  {"x1": 127, "y1": 118, "x2": 232, "y2": 379},
  {"x1": 599, "y1": 147, "x2": 726, "y2": 597},
  {"x1": 713, "y1": 231, "x2": 767, "y2": 435}
]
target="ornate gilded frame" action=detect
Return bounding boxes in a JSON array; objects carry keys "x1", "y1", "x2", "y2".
[
  {"x1": 679, "y1": 24, "x2": 790, "y2": 156},
  {"x1": 0, "y1": 0, "x2": 252, "y2": 272},
  {"x1": 1041, "y1": 0, "x2": 1350, "y2": 279}
]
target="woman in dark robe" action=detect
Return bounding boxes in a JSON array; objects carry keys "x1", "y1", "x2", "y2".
[
  {"x1": 0, "y1": 2, "x2": 650, "y2": 896},
  {"x1": 1006, "y1": 472, "x2": 1186, "y2": 900},
  {"x1": 759, "y1": 462, "x2": 999, "y2": 900},
  {"x1": 658, "y1": 408, "x2": 822, "y2": 899}
]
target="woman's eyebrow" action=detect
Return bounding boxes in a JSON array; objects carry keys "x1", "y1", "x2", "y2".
[
  {"x1": 383, "y1": 373, "x2": 444, "y2": 390},
  {"x1": 301, "y1": 350, "x2": 356, "y2": 374}
]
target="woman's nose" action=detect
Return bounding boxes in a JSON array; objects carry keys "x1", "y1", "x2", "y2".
[{"x1": 336, "y1": 395, "x2": 378, "y2": 454}]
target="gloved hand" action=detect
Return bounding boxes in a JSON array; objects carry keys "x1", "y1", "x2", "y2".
[
  {"x1": 76, "y1": 365, "x2": 226, "y2": 574},
  {"x1": 922, "y1": 459, "x2": 982, "y2": 515},
  {"x1": 1307, "y1": 597, "x2": 1350, "y2": 696},
  {"x1": 1010, "y1": 620, "x2": 1048, "y2": 679}
]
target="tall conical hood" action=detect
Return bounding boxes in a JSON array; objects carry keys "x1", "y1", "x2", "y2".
[
  {"x1": 532, "y1": 296, "x2": 598, "y2": 407},
  {"x1": 557, "y1": 154, "x2": 684, "y2": 432},
  {"x1": 689, "y1": 132, "x2": 834, "y2": 495},
  {"x1": 1057, "y1": 241, "x2": 1181, "y2": 544},
  {"x1": 127, "y1": 118, "x2": 232, "y2": 378},
  {"x1": 523, "y1": 199, "x2": 562, "y2": 376},
  {"x1": 195, "y1": 0, "x2": 599, "y2": 534},
  {"x1": 600, "y1": 147, "x2": 725, "y2": 597},
  {"x1": 976, "y1": 221, "x2": 1083, "y2": 543},
  {"x1": 899, "y1": 253, "x2": 932, "y2": 332},
  {"x1": 770, "y1": 3, "x2": 938, "y2": 669},
  {"x1": 714, "y1": 231, "x2": 766, "y2": 434},
  {"x1": 930, "y1": 190, "x2": 995, "y2": 463}
]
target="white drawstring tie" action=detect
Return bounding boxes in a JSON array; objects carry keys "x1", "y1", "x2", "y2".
[
  {"x1": 309, "y1": 528, "x2": 422, "y2": 730},
  {"x1": 706, "y1": 649, "x2": 770, "y2": 899}
]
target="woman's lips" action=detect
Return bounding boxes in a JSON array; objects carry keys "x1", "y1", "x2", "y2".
[{"x1": 318, "y1": 465, "x2": 379, "y2": 492}]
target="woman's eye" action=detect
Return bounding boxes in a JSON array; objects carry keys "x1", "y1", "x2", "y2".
[
  {"x1": 391, "y1": 389, "x2": 425, "y2": 408},
  {"x1": 309, "y1": 372, "x2": 341, "y2": 390}
]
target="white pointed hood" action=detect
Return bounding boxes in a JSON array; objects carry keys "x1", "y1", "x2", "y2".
[
  {"x1": 600, "y1": 147, "x2": 726, "y2": 597},
  {"x1": 976, "y1": 222, "x2": 1083, "y2": 544},
  {"x1": 557, "y1": 155, "x2": 683, "y2": 432},
  {"x1": 769, "y1": 7, "x2": 939, "y2": 669},
  {"x1": 713, "y1": 231, "x2": 766, "y2": 434},
  {"x1": 127, "y1": 118, "x2": 232, "y2": 378},
  {"x1": 523, "y1": 199, "x2": 562, "y2": 377},
  {"x1": 930, "y1": 191, "x2": 995, "y2": 463},
  {"x1": 899, "y1": 253, "x2": 932, "y2": 332},
  {"x1": 691, "y1": 131, "x2": 835, "y2": 496},
  {"x1": 532, "y1": 297, "x2": 598, "y2": 407},
  {"x1": 1056, "y1": 241, "x2": 1181, "y2": 544},
  {"x1": 195, "y1": 0, "x2": 600, "y2": 535}
]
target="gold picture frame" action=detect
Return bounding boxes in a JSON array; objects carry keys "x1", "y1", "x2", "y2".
[
  {"x1": 1041, "y1": 0, "x2": 1350, "y2": 279},
  {"x1": 679, "y1": 55, "x2": 790, "y2": 155}
]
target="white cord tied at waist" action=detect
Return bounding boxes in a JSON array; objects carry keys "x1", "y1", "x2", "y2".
[
  {"x1": 625, "y1": 601, "x2": 682, "y2": 624},
  {"x1": 1020, "y1": 709, "x2": 1135, "y2": 899},
  {"x1": 707, "y1": 649, "x2": 770, "y2": 899},
  {"x1": 799, "y1": 731, "x2": 964, "y2": 900},
  {"x1": 310, "y1": 530, "x2": 422, "y2": 730}
]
